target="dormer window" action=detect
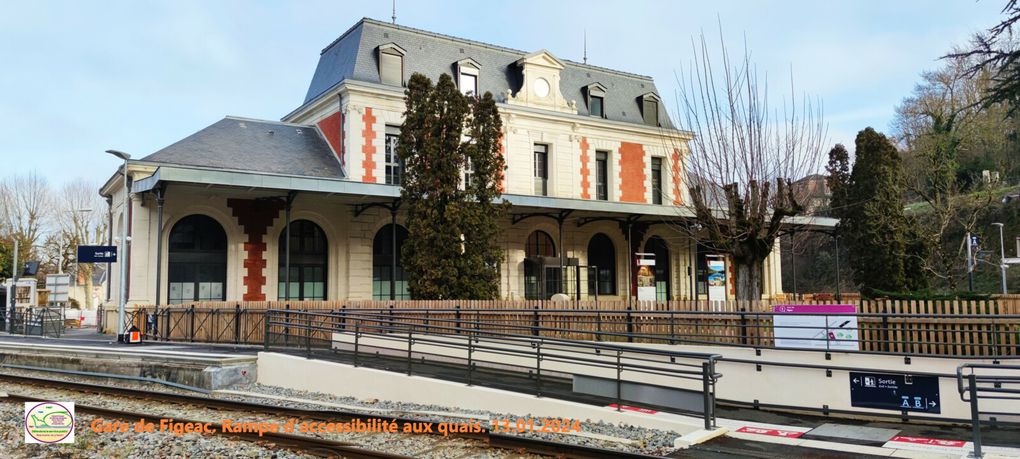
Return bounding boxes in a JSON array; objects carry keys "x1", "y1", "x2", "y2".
[
  {"x1": 378, "y1": 43, "x2": 406, "y2": 86},
  {"x1": 640, "y1": 92, "x2": 661, "y2": 126},
  {"x1": 585, "y1": 83, "x2": 607, "y2": 118},
  {"x1": 456, "y1": 58, "x2": 480, "y2": 96}
]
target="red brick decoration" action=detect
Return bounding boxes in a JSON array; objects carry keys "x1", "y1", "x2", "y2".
[
  {"x1": 618, "y1": 142, "x2": 647, "y2": 203},
  {"x1": 227, "y1": 199, "x2": 284, "y2": 301},
  {"x1": 579, "y1": 137, "x2": 591, "y2": 199},
  {"x1": 671, "y1": 147, "x2": 682, "y2": 205},
  {"x1": 498, "y1": 132, "x2": 506, "y2": 193},
  {"x1": 317, "y1": 111, "x2": 344, "y2": 169},
  {"x1": 361, "y1": 107, "x2": 377, "y2": 183},
  {"x1": 728, "y1": 255, "x2": 735, "y2": 297}
]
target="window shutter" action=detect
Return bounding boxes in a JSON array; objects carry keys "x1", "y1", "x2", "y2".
[
  {"x1": 380, "y1": 52, "x2": 402, "y2": 86},
  {"x1": 643, "y1": 99, "x2": 658, "y2": 126}
]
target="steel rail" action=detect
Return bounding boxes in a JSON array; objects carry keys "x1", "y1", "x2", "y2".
[{"x1": 5, "y1": 392, "x2": 409, "y2": 459}]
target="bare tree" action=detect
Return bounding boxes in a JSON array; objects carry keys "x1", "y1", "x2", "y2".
[
  {"x1": 53, "y1": 179, "x2": 108, "y2": 309},
  {"x1": 0, "y1": 171, "x2": 53, "y2": 270},
  {"x1": 892, "y1": 56, "x2": 1000, "y2": 288},
  {"x1": 674, "y1": 32, "x2": 826, "y2": 301}
]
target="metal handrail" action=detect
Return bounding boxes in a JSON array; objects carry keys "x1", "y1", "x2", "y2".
[
  {"x1": 263, "y1": 309, "x2": 723, "y2": 429},
  {"x1": 957, "y1": 363, "x2": 1020, "y2": 458},
  {"x1": 321, "y1": 307, "x2": 1020, "y2": 357}
]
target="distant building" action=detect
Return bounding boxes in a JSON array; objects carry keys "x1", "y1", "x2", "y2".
[
  {"x1": 793, "y1": 174, "x2": 830, "y2": 215},
  {"x1": 100, "y1": 18, "x2": 794, "y2": 309}
]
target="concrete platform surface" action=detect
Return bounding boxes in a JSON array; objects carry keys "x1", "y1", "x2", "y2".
[{"x1": 0, "y1": 336, "x2": 258, "y2": 390}]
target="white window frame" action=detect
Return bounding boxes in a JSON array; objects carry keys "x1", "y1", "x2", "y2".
[
  {"x1": 457, "y1": 58, "x2": 481, "y2": 96},
  {"x1": 378, "y1": 43, "x2": 407, "y2": 87}
]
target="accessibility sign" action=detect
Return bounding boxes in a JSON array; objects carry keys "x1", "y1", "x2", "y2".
[
  {"x1": 849, "y1": 372, "x2": 940, "y2": 414},
  {"x1": 77, "y1": 245, "x2": 117, "y2": 263}
]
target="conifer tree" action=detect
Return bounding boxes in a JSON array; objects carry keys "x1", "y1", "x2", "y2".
[
  {"x1": 828, "y1": 128, "x2": 925, "y2": 294},
  {"x1": 397, "y1": 73, "x2": 508, "y2": 299}
]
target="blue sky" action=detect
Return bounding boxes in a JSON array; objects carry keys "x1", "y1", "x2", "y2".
[{"x1": 0, "y1": 0, "x2": 1007, "y2": 185}]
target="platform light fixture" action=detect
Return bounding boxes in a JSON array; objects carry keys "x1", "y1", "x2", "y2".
[{"x1": 106, "y1": 149, "x2": 131, "y2": 341}]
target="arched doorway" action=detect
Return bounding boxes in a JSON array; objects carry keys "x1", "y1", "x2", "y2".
[
  {"x1": 524, "y1": 230, "x2": 557, "y2": 299},
  {"x1": 167, "y1": 215, "x2": 227, "y2": 304},
  {"x1": 587, "y1": 233, "x2": 617, "y2": 296},
  {"x1": 373, "y1": 224, "x2": 409, "y2": 300},
  {"x1": 278, "y1": 220, "x2": 327, "y2": 300},
  {"x1": 645, "y1": 236, "x2": 671, "y2": 300}
]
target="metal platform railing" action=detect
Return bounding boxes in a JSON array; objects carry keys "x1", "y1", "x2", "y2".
[
  {"x1": 298, "y1": 307, "x2": 1020, "y2": 357},
  {"x1": 2, "y1": 307, "x2": 64, "y2": 338},
  {"x1": 263, "y1": 308, "x2": 724, "y2": 430},
  {"x1": 136, "y1": 305, "x2": 1020, "y2": 358},
  {"x1": 958, "y1": 364, "x2": 1020, "y2": 457}
]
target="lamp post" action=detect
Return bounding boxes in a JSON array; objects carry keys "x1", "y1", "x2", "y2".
[
  {"x1": 993, "y1": 222, "x2": 1008, "y2": 295},
  {"x1": 106, "y1": 149, "x2": 131, "y2": 341}
]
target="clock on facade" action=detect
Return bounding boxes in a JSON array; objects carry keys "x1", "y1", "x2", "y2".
[{"x1": 533, "y1": 77, "x2": 550, "y2": 98}]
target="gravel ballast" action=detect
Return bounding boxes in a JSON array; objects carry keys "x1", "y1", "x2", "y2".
[{"x1": 0, "y1": 367, "x2": 683, "y2": 456}]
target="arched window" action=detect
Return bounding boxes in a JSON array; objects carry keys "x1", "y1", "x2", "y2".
[
  {"x1": 168, "y1": 215, "x2": 227, "y2": 304},
  {"x1": 587, "y1": 233, "x2": 617, "y2": 296},
  {"x1": 524, "y1": 230, "x2": 557, "y2": 299},
  {"x1": 645, "y1": 236, "x2": 670, "y2": 300},
  {"x1": 373, "y1": 224, "x2": 409, "y2": 300},
  {"x1": 278, "y1": 220, "x2": 327, "y2": 300}
]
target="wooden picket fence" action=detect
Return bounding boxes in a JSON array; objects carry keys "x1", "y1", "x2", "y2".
[{"x1": 130, "y1": 296, "x2": 1020, "y2": 357}]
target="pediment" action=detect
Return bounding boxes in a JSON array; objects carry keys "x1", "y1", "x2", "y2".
[
  {"x1": 515, "y1": 50, "x2": 565, "y2": 70},
  {"x1": 456, "y1": 57, "x2": 481, "y2": 69}
]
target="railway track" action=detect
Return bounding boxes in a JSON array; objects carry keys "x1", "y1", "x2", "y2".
[{"x1": 0, "y1": 372, "x2": 661, "y2": 459}]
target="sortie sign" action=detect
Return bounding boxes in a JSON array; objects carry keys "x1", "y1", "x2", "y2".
[{"x1": 849, "y1": 371, "x2": 941, "y2": 414}]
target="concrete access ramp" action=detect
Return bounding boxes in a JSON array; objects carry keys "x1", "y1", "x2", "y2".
[
  {"x1": 0, "y1": 341, "x2": 257, "y2": 390},
  {"x1": 328, "y1": 331, "x2": 1020, "y2": 423},
  {"x1": 257, "y1": 352, "x2": 725, "y2": 447}
]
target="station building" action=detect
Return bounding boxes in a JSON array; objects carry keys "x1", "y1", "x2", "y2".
[{"x1": 101, "y1": 18, "x2": 792, "y2": 308}]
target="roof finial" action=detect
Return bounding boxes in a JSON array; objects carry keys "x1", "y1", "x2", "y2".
[
  {"x1": 583, "y1": 29, "x2": 587, "y2": 64},
  {"x1": 392, "y1": 0, "x2": 397, "y2": 24}
]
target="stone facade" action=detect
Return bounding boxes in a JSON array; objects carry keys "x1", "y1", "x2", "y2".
[{"x1": 100, "y1": 19, "x2": 788, "y2": 309}]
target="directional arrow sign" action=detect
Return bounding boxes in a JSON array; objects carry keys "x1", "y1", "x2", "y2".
[{"x1": 849, "y1": 372, "x2": 941, "y2": 414}]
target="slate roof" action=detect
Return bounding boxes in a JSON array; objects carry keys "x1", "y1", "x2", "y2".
[
  {"x1": 304, "y1": 18, "x2": 674, "y2": 128},
  {"x1": 140, "y1": 117, "x2": 343, "y2": 178}
]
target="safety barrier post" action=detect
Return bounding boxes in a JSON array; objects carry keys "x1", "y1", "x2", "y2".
[
  {"x1": 305, "y1": 316, "x2": 312, "y2": 358},
  {"x1": 234, "y1": 304, "x2": 241, "y2": 344},
  {"x1": 263, "y1": 311, "x2": 270, "y2": 351},
  {"x1": 615, "y1": 350, "x2": 622, "y2": 411},
  {"x1": 407, "y1": 331, "x2": 413, "y2": 376},
  {"x1": 881, "y1": 313, "x2": 890, "y2": 352},
  {"x1": 455, "y1": 305, "x2": 462, "y2": 334},
  {"x1": 353, "y1": 323, "x2": 360, "y2": 367},
  {"x1": 626, "y1": 306, "x2": 634, "y2": 343},
  {"x1": 284, "y1": 304, "x2": 290, "y2": 346},
  {"x1": 532, "y1": 306, "x2": 539, "y2": 337},
  {"x1": 702, "y1": 361, "x2": 715, "y2": 430},
  {"x1": 189, "y1": 305, "x2": 196, "y2": 343},
  {"x1": 969, "y1": 372, "x2": 983, "y2": 458},
  {"x1": 739, "y1": 309, "x2": 748, "y2": 345},
  {"x1": 467, "y1": 331, "x2": 474, "y2": 386},
  {"x1": 535, "y1": 341, "x2": 542, "y2": 397}
]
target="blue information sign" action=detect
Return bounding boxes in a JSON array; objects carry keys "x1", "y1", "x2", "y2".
[
  {"x1": 849, "y1": 371, "x2": 940, "y2": 413},
  {"x1": 77, "y1": 245, "x2": 118, "y2": 263}
]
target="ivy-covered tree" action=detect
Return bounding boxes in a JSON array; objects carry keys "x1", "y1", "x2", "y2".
[
  {"x1": 827, "y1": 128, "x2": 927, "y2": 294},
  {"x1": 397, "y1": 73, "x2": 508, "y2": 299}
]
